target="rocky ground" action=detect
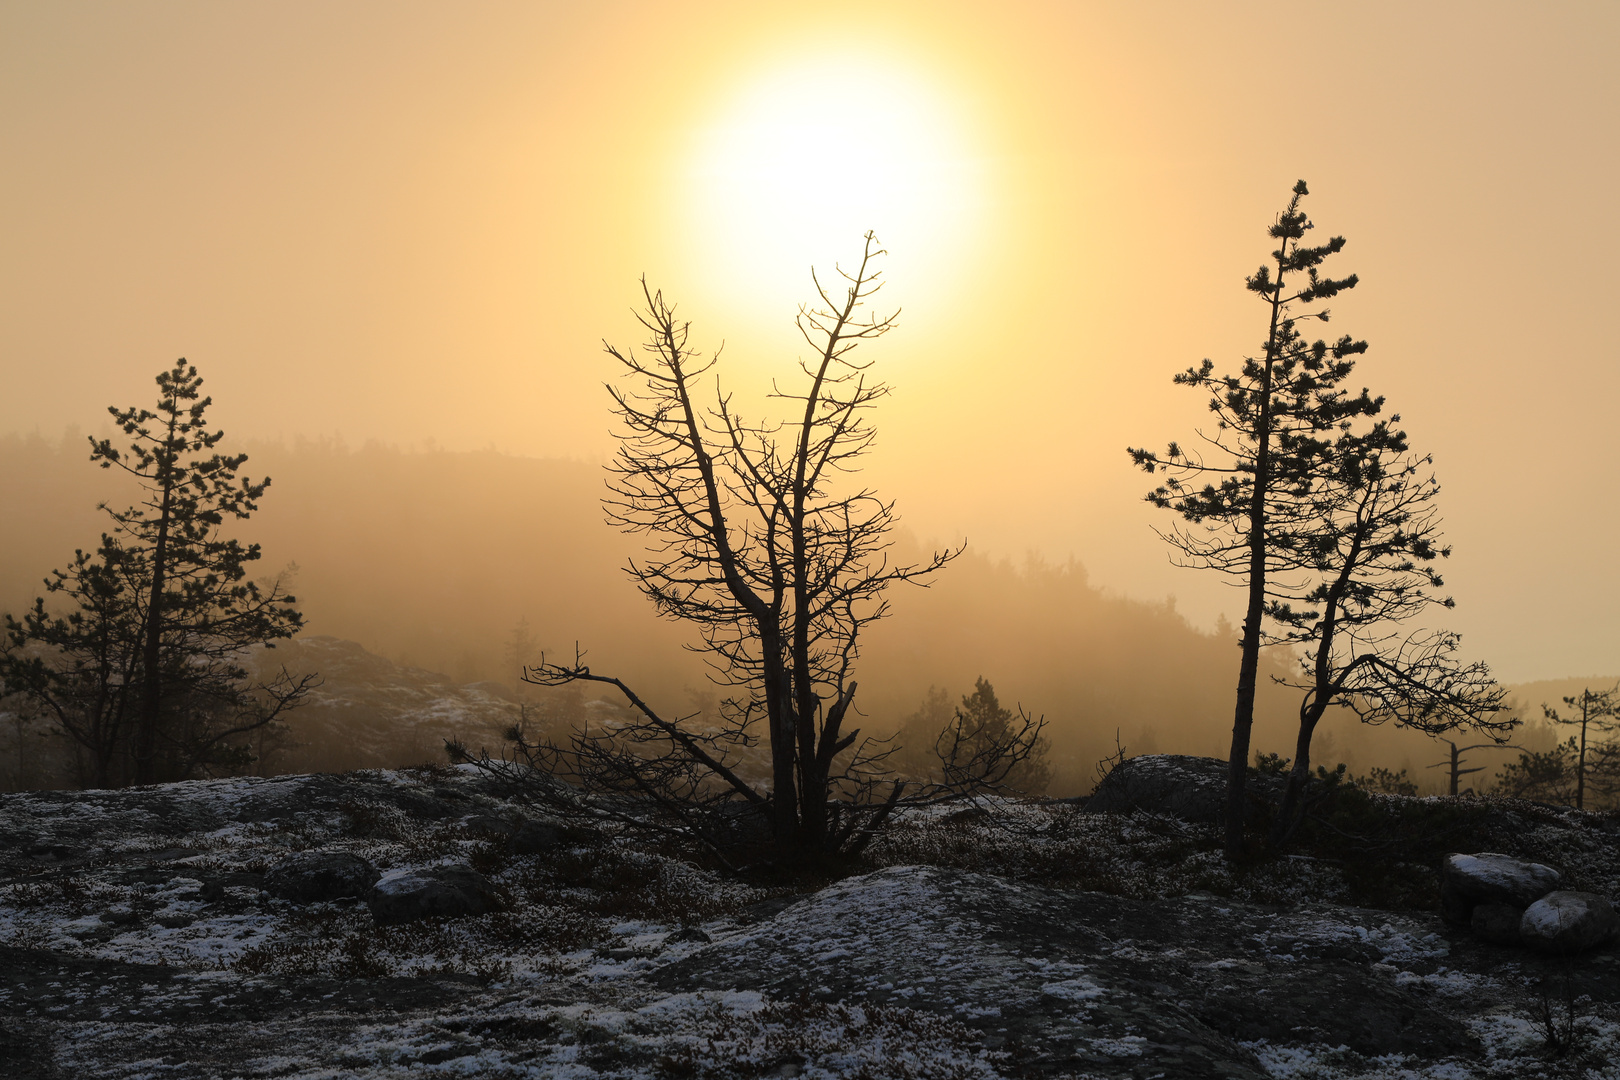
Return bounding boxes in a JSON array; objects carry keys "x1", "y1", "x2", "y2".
[{"x1": 3, "y1": 765, "x2": 1619, "y2": 1079}]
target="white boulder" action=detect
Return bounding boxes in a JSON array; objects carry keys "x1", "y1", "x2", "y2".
[
  {"x1": 1519, "y1": 891, "x2": 1619, "y2": 954},
  {"x1": 1439, "y1": 852, "x2": 1560, "y2": 923}
]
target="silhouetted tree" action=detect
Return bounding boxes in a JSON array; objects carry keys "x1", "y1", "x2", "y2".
[
  {"x1": 934, "y1": 678, "x2": 1050, "y2": 795},
  {"x1": 891, "y1": 679, "x2": 1049, "y2": 795},
  {"x1": 504, "y1": 236, "x2": 1040, "y2": 857},
  {"x1": 1264, "y1": 423, "x2": 1510, "y2": 842},
  {"x1": 503, "y1": 617, "x2": 539, "y2": 699},
  {"x1": 1494, "y1": 740, "x2": 1581, "y2": 804},
  {"x1": 1542, "y1": 685, "x2": 1620, "y2": 810},
  {"x1": 0, "y1": 361, "x2": 314, "y2": 787},
  {"x1": 1426, "y1": 738, "x2": 1520, "y2": 797},
  {"x1": 1130, "y1": 181, "x2": 1380, "y2": 856},
  {"x1": 1351, "y1": 766, "x2": 1418, "y2": 796}
]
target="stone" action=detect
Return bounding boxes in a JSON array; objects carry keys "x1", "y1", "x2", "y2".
[
  {"x1": 1519, "y1": 891, "x2": 1620, "y2": 954},
  {"x1": 1469, "y1": 902, "x2": 1523, "y2": 945},
  {"x1": 1438, "y1": 853, "x2": 1560, "y2": 924},
  {"x1": 668, "y1": 925, "x2": 712, "y2": 944},
  {"x1": 1084, "y1": 754, "x2": 1285, "y2": 825},
  {"x1": 653, "y1": 865, "x2": 1479, "y2": 1071},
  {"x1": 262, "y1": 851, "x2": 381, "y2": 904},
  {"x1": 367, "y1": 863, "x2": 506, "y2": 925}
]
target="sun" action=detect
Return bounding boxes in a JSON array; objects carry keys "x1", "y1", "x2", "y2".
[{"x1": 681, "y1": 50, "x2": 988, "y2": 321}]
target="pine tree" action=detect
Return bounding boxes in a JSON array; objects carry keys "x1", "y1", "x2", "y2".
[
  {"x1": 1266, "y1": 421, "x2": 1509, "y2": 841},
  {"x1": 942, "y1": 678, "x2": 1051, "y2": 795},
  {"x1": 1542, "y1": 685, "x2": 1620, "y2": 810},
  {"x1": 1, "y1": 361, "x2": 313, "y2": 786},
  {"x1": 1129, "y1": 181, "x2": 1380, "y2": 857}
]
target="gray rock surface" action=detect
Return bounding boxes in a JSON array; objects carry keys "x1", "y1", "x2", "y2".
[
  {"x1": 1520, "y1": 890, "x2": 1620, "y2": 954},
  {"x1": 5, "y1": 767, "x2": 1620, "y2": 1079},
  {"x1": 262, "y1": 850, "x2": 380, "y2": 903},
  {"x1": 655, "y1": 865, "x2": 1480, "y2": 1078},
  {"x1": 1439, "y1": 852, "x2": 1561, "y2": 924},
  {"x1": 1085, "y1": 754, "x2": 1285, "y2": 824},
  {"x1": 366, "y1": 863, "x2": 506, "y2": 924}
]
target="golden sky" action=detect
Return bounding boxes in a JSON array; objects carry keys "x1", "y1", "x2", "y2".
[{"x1": 2, "y1": 1, "x2": 1617, "y2": 682}]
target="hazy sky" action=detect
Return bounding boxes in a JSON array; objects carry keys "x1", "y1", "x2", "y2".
[{"x1": 3, "y1": 1, "x2": 1617, "y2": 682}]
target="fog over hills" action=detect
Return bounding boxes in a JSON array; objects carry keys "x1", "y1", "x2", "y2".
[{"x1": 1, "y1": 433, "x2": 1603, "y2": 794}]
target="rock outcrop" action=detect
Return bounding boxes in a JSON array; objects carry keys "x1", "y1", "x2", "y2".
[
  {"x1": 4, "y1": 767, "x2": 1620, "y2": 1079},
  {"x1": 263, "y1": 851, "x2": 380, "y2": 904},
  {"x1": 1438, "y1": 851, "x2": 1565, "y2": 947},
  {"x1": 366, "y1": 863, "x2": 507, "y2": 925},
  {"x1": 1085, "y1": 754, "x2": 1285, "y2": 824}
]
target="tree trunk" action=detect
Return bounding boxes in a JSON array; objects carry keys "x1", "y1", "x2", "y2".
[
  {"x1": 762, "y1": 635, "x2": 799, "y2": 845},
  {"x1": 133, "y1": 437, "x2": 176, "y2": 786},
  {"x1": 1576, "y1": 695, "x2": 1588, "y2": 811},
  {"x1": 1224, "y1": 257, "x2": 1285, "y2": 859},
  {"x1": 1270, "y1": 709, "x2": 1323, "y2": 848}
]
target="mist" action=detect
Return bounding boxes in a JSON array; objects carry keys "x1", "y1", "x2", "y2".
[{"x1": 3, "y1": 431, "x2": 1590, "y2": 797}]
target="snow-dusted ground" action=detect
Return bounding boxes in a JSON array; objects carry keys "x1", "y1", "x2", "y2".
[{"x1": 3, "y1": 767, "x2": 1619, "y2": 1078}]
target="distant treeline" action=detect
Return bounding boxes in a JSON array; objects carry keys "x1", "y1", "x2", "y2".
[{"x1": 1, "y1": 432, "x2": 1597, "y2": 798}]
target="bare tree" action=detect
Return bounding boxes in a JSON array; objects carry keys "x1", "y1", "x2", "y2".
[
  {"x1": 506, "y1": 235, "x2": 1024, "y2": 856},
  {"x1": 1426, "y1": 738, "x2": 1520, "y2": 797}
]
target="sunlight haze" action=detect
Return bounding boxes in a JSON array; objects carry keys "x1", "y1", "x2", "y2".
[{"x1": 3, "y1": 0, "x2": 1617, "y2": 687}]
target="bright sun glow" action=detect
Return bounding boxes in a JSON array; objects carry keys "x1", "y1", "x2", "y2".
[{"x1": 683, "y1": 52, "x2": 987, "y2": 320}]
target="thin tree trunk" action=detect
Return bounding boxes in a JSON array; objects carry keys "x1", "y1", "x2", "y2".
[
  {"x1": 1225, "y1": 249, "x2": 1287, "y2": 859},
  {"x1": 133, "y1": 416, "x2": 177, "y2": 786},
  {"x1": 1577, "y1": 695, "x2": 1588, "y2": 811},
  {"x1": 1271, "y1": 712, "x2": 1321, "y2": 847}
]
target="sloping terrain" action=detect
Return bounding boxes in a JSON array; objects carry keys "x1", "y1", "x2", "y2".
[
  {"x1": 250, "y1": 636, "x2": 531, "y2": 773},
  {"x1": 2, "y1": 768, "x2": 1619, "y2": 1079}
]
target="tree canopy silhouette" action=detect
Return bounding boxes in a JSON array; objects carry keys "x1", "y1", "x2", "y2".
[
  {"x1": 1, "y1": 361, "x2": 313, "y2": 787},
  {"x1": 1262, "y1": 418, "x2": 1510, "y2": 842},
  {"x1": 1129, "y1": 181, "x2": 1483, "y2": 856}
]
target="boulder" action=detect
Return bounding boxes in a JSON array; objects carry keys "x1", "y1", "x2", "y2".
[
  {"x1": 1519, "y1": 891, "x2": 1619, "y2": 954},
  {"x1": 367, "y1": 863, "x2": 506, "y2": 925},
  {"x1": 1469, "y1": 902, "x2": 1524, "y2": 946},
  {"x1": 1085, "y1": 755, "x2": 1285, "y2": 825},
  {"x1": 1438, "y1": 853, "x2": 1560, "y2": 924},
  {"x1": 262, "y1": 851, "x2": 380, "y2": 904}
]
